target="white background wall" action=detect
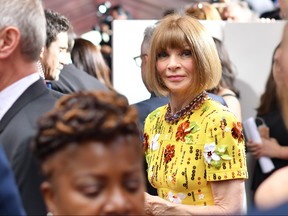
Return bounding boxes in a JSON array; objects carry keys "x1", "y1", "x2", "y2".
[{"x1": 112, "y1": 20, "x2": 285, "y2": 121}]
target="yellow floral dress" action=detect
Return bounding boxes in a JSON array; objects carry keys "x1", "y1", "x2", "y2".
[{"x1": 144, "y1": 97, "x2": 248, "y2": 206}]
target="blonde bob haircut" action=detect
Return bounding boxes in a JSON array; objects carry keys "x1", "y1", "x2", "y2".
[{"x1": 147, "y1": 14, "x2": 222, "y2": 97}]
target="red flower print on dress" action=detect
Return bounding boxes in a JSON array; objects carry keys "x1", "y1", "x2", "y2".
[
  {"x1": 231, "y1": 122, "x2": 244, "y2": 143},
  {"x1": 176, "y1": 120, "x2": 191, "y2": 142},
  {"x1": 164, "y1": 144, "x2": 175, "y2": 163},
  {"x1": 143, "y1": 133, "x2": 149, "y2": 152}
]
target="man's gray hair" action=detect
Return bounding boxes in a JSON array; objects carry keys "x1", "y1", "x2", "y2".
[
  {"x1": 142, "y1": 24, "x2": 158, "y2": 53},
  {"x1": 0, "y1": 0, "x2": 46, "y2": 61}
]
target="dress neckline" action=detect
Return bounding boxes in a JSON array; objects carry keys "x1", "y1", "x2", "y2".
[{"x1": 165, "y1": 91, "x2": 208, "y2": 124}]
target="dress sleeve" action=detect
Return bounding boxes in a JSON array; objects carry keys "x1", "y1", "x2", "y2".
[
  {"x1": 204, "y1": 111, "x2": 248, "y2": 181},
  {"x1": 143, "y1": 110, "x2": 156, "y2": 165}
]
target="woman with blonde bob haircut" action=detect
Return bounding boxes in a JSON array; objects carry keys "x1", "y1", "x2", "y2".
[
  {"x1": 147, "y1": 14, "x2": 222, "y2": 97},
  {"x1": 144, "y1": 14, "x2": 248, "y2": 215}
]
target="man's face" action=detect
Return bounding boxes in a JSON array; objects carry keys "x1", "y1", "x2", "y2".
[{"x1": 41, "y1": 32, "x2": 68, "y2": 81}]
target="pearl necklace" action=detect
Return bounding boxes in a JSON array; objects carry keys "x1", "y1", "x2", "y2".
[{"x1": 165, "y1": 91, "x2": 208, "y2": 124}]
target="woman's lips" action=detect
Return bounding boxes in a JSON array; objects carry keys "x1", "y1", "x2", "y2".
[{"x1": 167, "y1": 75, "x2": 185, "y2": 82}]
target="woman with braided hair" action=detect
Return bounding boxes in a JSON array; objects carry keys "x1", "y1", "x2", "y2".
[{"x1": 32, "y1": 91, "x2": 145, "y2": 215}]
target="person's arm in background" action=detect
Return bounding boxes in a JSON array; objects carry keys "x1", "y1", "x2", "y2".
[
  {"x1": 247, "y1": 127, "x2": 288, "y2": 159},
  {"x1": 222, "y1": 95, "x2": 242, "y2": 122},
  {"x1": 0, "y1": 146, "x2": 26, "y2": 216},
  {"x1": 254, "y1": 166, "x2": 288, "y2": 210}
]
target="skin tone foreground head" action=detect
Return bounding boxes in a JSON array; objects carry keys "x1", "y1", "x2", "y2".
[{"x1": 33, "y1": 91, "x2": 146, "y2": 215}]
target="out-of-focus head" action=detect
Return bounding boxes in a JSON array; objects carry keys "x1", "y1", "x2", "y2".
[
  {"x1": 257, "y1": 44, "x2": 281, "y2": 115},
  {"x1": 220, "y1": 2, "x2": 254, "y2": 22},
  {"x1": 211, "y1": 37, "x2": 239, "y2": 97},
  {"x1": 33, "y1": 91, "x2": 145, "y2": 215},
  {"x1": 0, "y1": 0, "x2": 46, "y2": 61},
  {"x1": 272, "y1": 45, "x2": 282, "y2": 87},
  {"x1": 147, "y1": 14, "x2": 221, "y2": 97},
  {"x1": 163, "y1": 9, "x2": 176, "y2": 17},
  {"x1": 279, "y1": 23, "x2": 288, "y2": 88},
  {"x1": 279, "y1": 0, "x2": 288, "y2": 19},
  {"x1": 40, "y1": 9, "x2": 70, "y2": 81},
  {"x1": 185, "y1": 2, "x2": 222, "y2": 20},
  {"x1": 280, "y1": 23, "x2": 288, "y2": 129},
  {"x1": 139, "y1": 25, "x2": 156, "y2": 92},
  {"x1": 71, "y1": 38, "x2": 100, "y2": 77},
  {"x1": 71, "y1": 38, "x2": 112, "y2": 88},
  {"x1": 110, "y1": 5, "x2": 128, "y2": 20}
]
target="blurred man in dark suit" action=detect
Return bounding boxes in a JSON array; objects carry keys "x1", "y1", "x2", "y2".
[
  {"x1": 0, "y1": 6, "x2": 72, "y2": 215},
  {"x1": 0, "y1": 1, "x2": 57, "y2": 165},
  {"x1": 0, "y1": 1, "x2": 60, "y2": 215}
]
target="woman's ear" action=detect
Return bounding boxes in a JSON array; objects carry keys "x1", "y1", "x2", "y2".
[{"x1": 41, "y1": 181, "x2": 58, "y2": 215}]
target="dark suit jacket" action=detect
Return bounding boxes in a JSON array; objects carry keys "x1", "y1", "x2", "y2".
[
  {"x1": 0, "y1": 146, "x2": 25, "y2": 216},
  {"x1": 0, "y1": 78, "x2": 59, "y2": 215},
  {"x1": 50, "y1": 63, "x2": 109, "y2": 94},
  {"x1": 133, "y1": 93, "x2": 169, "y2": 132}
]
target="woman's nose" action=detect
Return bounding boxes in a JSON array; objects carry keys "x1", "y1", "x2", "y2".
[
  {"x1": 167, "y1": 55, "x2": 180, "y2": 71},
  {"x1": 103, "y1": 187, "x2": 131, "y2": 215}
]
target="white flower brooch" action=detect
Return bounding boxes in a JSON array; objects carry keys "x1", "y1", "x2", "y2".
[{"x1": 204, "y1": 142, "x2": 232, "y2": 169}]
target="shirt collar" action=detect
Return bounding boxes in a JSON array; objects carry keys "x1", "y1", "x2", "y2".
[{"x1": 0, "y1": 73, "x2": 40, "y2": 121}]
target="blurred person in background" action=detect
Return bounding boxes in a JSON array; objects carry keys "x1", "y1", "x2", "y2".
[
  {"x1": 0, "y1": 2, "x2": 61, "y2": 215},
  {"x1": 261, "y1": 0, "x2": 288, "y2": 20},
  {"x1": 71, "y1": 38, "x2": 113, "y2": 89},
  {"x1": 51, "y1": 32, "x2": 109, "y2": 94},
  {"x1": 11, "y1": 9, "x2": 77, "y2": 215},
  {"x1": 209, "y1": 38, "x2": 242, "y2": 121},
  {"x1": 248, "y1": 23, "x2": 288, "y2": 211},
  {"x1": 247, "y1": 44, "x2": 288, "y2": 194},
  {"x1": 185, "y1": 2, "x2": 222, "y2": 20},
  {"x1": 99, "y1": 4, "x2": 130, "y2": 70},
  {"x1": 220, "y1": 1, "x2": 259, "y2": 21},
  {"x1": 39, "y1": 9, "x2": 70, "y2": 83},
  {"x1": 253, "y1": 166, "x2": 288, "y2": 213}
]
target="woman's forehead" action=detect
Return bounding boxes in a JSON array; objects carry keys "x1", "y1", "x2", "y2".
[
  {"x1": 154, "y1": 28, "x2": 193, "y2": 51},
  {"x1": 43, "y1": 138, "x2": 142, "y2": 177},
  {"x1": 155, "y1": 38, "x2": 190, "y2": 51}
]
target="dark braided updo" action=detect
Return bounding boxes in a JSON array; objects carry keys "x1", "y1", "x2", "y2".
[{"x1": 33, "y1": 91, "x2": 140, "y2": 162}]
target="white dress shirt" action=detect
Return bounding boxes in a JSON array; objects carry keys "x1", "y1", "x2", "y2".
[{"x1": 0, "y1": 73, "x2": 40, "y2": 121}]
